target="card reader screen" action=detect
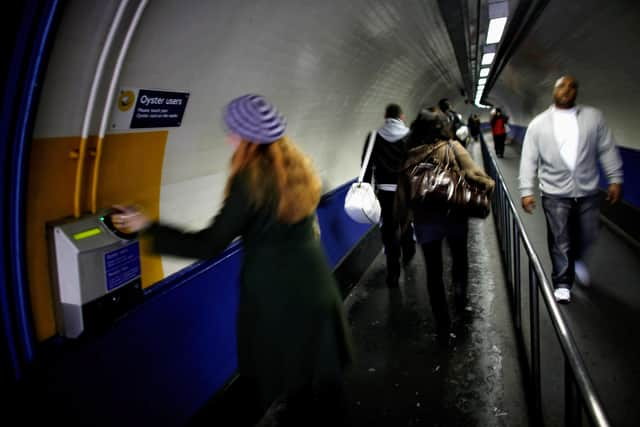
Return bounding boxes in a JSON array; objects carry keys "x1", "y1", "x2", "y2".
[{"x1": 73, "y1": 227, "x2": 102, "y2": 240}]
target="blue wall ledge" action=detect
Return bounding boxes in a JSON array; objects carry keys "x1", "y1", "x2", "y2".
[{"x1": 25, "y1": 180, "x2": 372, "y2": 427}]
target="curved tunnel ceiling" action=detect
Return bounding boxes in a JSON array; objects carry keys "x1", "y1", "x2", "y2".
[
  {"x1": 36, "y1": 0, "x2": 471, "y2": 191},
  {"x1": 490, "y1": 0, "x2": 640, "y2": 149},
  {"x1": 30, "y1": 0, "x2": 640, "y2": 279}
]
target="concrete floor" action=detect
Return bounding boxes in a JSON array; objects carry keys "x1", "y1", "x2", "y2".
[
  {"x1": 340, "y1": 140, "x2": 528, "y2": 426},
  {"x1": 193, "y1": 140, "x2": 530, "y2": 427},
  {"x1": 189, "y1": 136, "x2": 640, "y2": 426},
  {"x1": 342, "y1": 236, "x2": 528, "y2": 425}
]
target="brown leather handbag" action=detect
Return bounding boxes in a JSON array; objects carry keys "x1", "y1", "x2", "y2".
[{"x1": 407, "y1": 142, "x2": 491, "y2": 218}]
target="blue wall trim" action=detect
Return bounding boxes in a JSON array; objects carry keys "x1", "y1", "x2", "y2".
[
  {"x1": 28, "y1": 180, "x2": 371, "y2": 426},
  {"x1": 1, "y1": 0, "x2": 61, "y2": 383},
  {"x1": 11, "y1": 0, "x2": 60, "y2": 372}
]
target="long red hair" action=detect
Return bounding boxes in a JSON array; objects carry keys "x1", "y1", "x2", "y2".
[{"x1": 224, "y1": 137, "x2": 322, "y2": 223}]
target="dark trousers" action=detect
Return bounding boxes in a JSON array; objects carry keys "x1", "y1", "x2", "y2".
[
  {"x1": 493, "y1": 133, "x2": 506, "y2": 156},
  {"x1": 378, "y1": 190, "x2": 415, "y2": 282},
  {"x1": 421, "y1": 234, "x2": 468, "y2": 327},
  {"x1": 541, "y1": 194, "x2": 600, "y2": 289}
]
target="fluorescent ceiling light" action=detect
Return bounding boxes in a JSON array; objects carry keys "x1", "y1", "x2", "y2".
[
  {"x1": 481, "y1": 53, "x2": 495, "y2": 65},
  {"x1": 478, "y1": 78, "x2": 487, "y2": 85},
  {"x1": 477, "y1": 85, "x2": 485, "y2": 91},
  {"x1": 480, "y1": 68, "x2": 490, "y2": 77},
  {"x1": 486, "y1": 17, "x2": 507, "y2": 44}
]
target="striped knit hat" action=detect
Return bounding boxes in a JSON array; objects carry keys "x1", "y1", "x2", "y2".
[{"x1": 223, "y1": 94, "x2": 286, "y2": 144}]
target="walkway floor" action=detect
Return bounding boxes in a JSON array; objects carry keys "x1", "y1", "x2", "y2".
[
  {"x1": 190, "y1": 141, "x2": 534, "y2": 427},
  {"x1": 340, "y1": 140, "x2": 528, "y2": 426}
]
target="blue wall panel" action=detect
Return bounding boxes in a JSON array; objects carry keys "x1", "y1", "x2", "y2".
[
  {"x1": 316, "y1": 182, "x2": 373, "y2": 267},
  {"x1": 31, "y1": 180, "x2": 369, "y2": 426}
]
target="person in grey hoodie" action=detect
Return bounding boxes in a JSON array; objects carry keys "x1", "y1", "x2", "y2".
[
  {"x1": 362, "y1": 104, "x2": 415, "y2": 287},
  {"x1": 518, "y1": 75, "x2": 623, "y2": 303}
]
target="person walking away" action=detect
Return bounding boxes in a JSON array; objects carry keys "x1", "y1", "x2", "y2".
[
  {"x1": 468, "y1": 114, "x2": 481, "y2": 142},
  {"x1": 398, "y1": 108, "x2": 494, "y2": 338},
  {"x1": 438, "y1": 98, "x2": 465, "y2": 147},
  {"x1": 362, "y1": 103, "x2": 416, "y2": 288}
]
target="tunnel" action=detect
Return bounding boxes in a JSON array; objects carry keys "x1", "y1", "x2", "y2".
[{"x1": 1, "y1": 0, "x2": 639, "y2": 426}]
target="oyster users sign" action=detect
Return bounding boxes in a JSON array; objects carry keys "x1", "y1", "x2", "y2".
[{"x1": 111, "y1": 88, "x2": 189, "y2": 129}]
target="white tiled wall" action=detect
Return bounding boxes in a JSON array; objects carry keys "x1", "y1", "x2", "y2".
[
  {"x1": 158, "y1": 171, "x2": 229, "y2": 275},
  {"x1": 490, "y1": 0, "x2": 640, "y2": 149},
  {"x1": 34, "y1": 0, "x2": 475, "y2": 278}
]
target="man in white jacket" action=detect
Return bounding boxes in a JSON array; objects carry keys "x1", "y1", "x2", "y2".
[{"x1": 518, "y1": 75, "x2": 623, "y2": 303}]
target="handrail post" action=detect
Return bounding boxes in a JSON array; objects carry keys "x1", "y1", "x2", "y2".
[
  {"x1": 530, "y1": 261, "x2": 542, "y2": 425},
  {"x1": 514, "y1": 222, "x2": 521, "y2": 331},
  {"x1": 506, "y1": 207, "x2": 512, "y2": 287},
  {"x1": 565, "y1": 359, "x2": 582, "y2": 427},
  {"x1": 502, "y1": 191, "x2": 507, "y2": 247}
]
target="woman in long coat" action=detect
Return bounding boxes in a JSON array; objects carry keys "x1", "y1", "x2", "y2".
[{"x1": 112, "y1": 94, "x2": 352, "y2": 425}]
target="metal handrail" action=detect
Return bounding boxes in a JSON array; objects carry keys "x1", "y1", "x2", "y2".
[{"x1": 479, "y1": 137, "x2": 611, "y2": 427}]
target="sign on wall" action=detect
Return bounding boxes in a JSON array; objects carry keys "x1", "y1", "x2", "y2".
[
  {"x1": 111, "y1": 88, "x2": 189, "y2": 130},
  {"x1": 104, "y1": 241, "x2": 141, "y2": 291}
]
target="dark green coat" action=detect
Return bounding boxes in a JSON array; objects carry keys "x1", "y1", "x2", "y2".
[{"x1": 146, "y1": 171, "x2": 353, "y2": 405}]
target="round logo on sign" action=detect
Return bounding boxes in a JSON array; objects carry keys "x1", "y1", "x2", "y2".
[{"x1": 118, "y1": 90, "x2": 135, "y2": 112}]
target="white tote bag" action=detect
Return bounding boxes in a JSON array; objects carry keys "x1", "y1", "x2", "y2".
[{"x1": 344, "y1": 131, "x2": 381, "y2": 224}]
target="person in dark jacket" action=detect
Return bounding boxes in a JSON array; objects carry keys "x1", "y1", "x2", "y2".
[
  {"x1": 467, "y1": 113, "x2": 481, "y2": 142},
  {"x1": 112, "y1": 94, "x2": 353, "y2": 426},
  {"x1": 438, "y1": 98, "x2": 465, "y2": 146},
  {"x1": 400, "y1": 108, "x2": 494, "y2": 338},
  {"x1": 362, "y1": 103, "x2": 416, "y2": 288}
]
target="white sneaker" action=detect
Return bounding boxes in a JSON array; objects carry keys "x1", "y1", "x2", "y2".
[
  {"x1": 574, "y1": 260, "x2": 591, "y2": 287},
  {"x1": 554, "y1": 288, "x2": 571, "y2": 303}
]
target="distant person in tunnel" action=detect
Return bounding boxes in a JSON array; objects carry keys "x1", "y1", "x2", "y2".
[
  {"x1": 399, "y1": 108, "x2": 495, "y2": 337},
  {"x1": 467, "y1": 113, "x2": 481, "y2": 142},
  {"x1": 438, "y1": 98, "x2": 465, "y2": 146},
  {"x1": 519, "y1": 75, "x2": 624, "y2": 304},
  {"x1": 362, "y1": 103, "x2": 415, "y2": 288},
  {"x1": 490, "y1": 107, "x2": 509, "y2": 157},
  {"x1": 112, "y1": 94, "x2": 353, "y2": 426}
]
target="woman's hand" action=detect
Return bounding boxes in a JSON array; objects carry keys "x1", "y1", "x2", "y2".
[
  {"x1": 466, "y1": 169, "x2": 495, "y2": 193},
  {"x1": 111, "y1": 205, "x2": 152, "y2": 233}
]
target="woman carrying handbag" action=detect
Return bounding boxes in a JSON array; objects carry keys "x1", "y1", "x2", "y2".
[{"x1": 398, "y1": 108, "x2": 495, "y2": 340}]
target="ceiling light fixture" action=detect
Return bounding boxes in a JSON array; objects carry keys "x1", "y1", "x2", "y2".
[
  {"x1": 481, "y1": 53, "x2": 495, "y2": 65},
  {"x1": 486, "y1": 17, "x2": 508, "y2": 44}
]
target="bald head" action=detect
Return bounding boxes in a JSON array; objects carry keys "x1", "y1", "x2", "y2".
[{"x1": 553, "y1": 75, "x2": 578, "y2": 109}]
